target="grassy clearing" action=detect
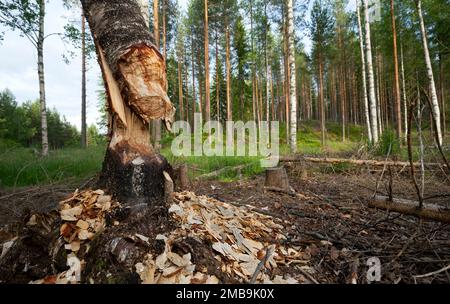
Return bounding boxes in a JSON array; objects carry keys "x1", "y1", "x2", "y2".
[
  {"x1": 0, "y1": 145, "x2": 105, "y2": 188},
  {"x1": 2, "y1": 121, "x2": 444, "y2": 188}
]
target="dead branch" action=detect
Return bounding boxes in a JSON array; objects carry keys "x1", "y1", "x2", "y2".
[
  {"x1": 369, "y1": 196, "x2": 450, "y2": 223},
  {"x1": 278, "y1": 156, "x2": 443, "y2": 169}
]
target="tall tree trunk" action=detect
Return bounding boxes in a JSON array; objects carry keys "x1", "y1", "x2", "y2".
[
  {"x1": 38, "y1": 0, "x2": 48, "y2": 156},
  {"x1": 400, "y1": 42, "x2": 408, "y2": 144},
  {"x1": 215, "y1": 32, "x2": 220, "y2": 121},
  {"x1": 390, "y1": 0, "x2": 402, "y2": 140},
  {"x1": 162, "y1": 0, "x2": 166, "y2": 60},
  {"x1": 264, "y1": 3, "x2": 270, "y2": 123},
  {"x1": 204, "y1": 0, "x2": 211, "y2": 122},
  {"x1": 178, "y1": 53, "x2": 184, "y2": 121},
  {"x1": 363, "y1": 0, "x2": 379, "y2": 143},
  {"x1": 439, "y1": 53, "x2": 446, "y2": 138},
  {"x1": 197, "y1": 56, "x2": 203, "y2": 118},
  {"x1": 319, "y1": 58, "x2": 326, "y2": 146},
  {"x1": 356, "y1": 3, "x2": 372, "y2": 143},
  {"x1": 81, "y1": 13, "x2": 87, "y2": 148},
  {"x1": 287, "y1": 0, "x2": 297, "y2": 153},
  {"x1": 283, "y1": 5, "x2": 289, "y2": 142},
  {"x1": 225, "y1": 17, "x2": 232, "y2": 122},
  {"x1": 81, "y1": 0, "x2": 174, "y2": 204},
  {"x1": 270, "y1": 66, "x2": 275, "y2": 121},
  {"x1": 184, "y1": 48, "x2": 190, "y2": 124},
  {"x1": 191, "y1": 34, "x2": 196, "y2": 115},
  {"x1": 250, "y1": 0, "x2": 256, "y2": 124},
  {"x1": 337, "y1": 24, "x2": 346, "y2": 142},
  {"x1": 153, "y1": 0, "x2": 159, "y2": 49},
  {"x1": 415, "y1": 0, "x2": 442, "y2": 146}
]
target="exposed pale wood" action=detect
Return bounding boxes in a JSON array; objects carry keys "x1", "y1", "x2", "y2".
[
  {"x1": 163, "y1": 171, "x2": 174, "y2": 205},
  {"x1": 369, "y1": 196, "x2": 450, "y2": 223},
  {"x1": 97, "y1": 45, "x2": 127, "y2": 128}
]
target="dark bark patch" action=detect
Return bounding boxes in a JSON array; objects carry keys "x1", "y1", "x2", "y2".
[{"x1": 98, "y1": 146, "x2": 173, "y2": 207}]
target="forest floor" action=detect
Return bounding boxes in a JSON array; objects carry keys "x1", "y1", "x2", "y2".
[
  {"x1": 1, "y1": 158, "x2": 449, "y2": 284},
  {"x1": 1, "y1": 122, "x2": 449, "y2": 284}
]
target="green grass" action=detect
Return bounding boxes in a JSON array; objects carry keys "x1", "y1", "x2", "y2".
[
  {"x1": 0, "y1": 145, "x2": 105, "y2": 188},
  {"x1": 2, "y1": 120, "x2": 445, "y2": 188}
]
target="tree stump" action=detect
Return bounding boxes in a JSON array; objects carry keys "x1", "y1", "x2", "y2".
[
  {"x1": 174, "y1": 164, "x2": 189, "y2": 191},
  {"x1": 264, "y1": 167, "x2": 290, "y2": 192}
]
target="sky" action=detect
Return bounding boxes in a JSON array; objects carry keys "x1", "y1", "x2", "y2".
[
  {"x1": 0, "y1": 1, "x2": 101, "y2": 131},
  {"x1": 0, "y1": 0, "x2": 355, "y2": 132}
]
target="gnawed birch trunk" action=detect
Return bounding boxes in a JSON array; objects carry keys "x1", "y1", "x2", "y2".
[{"x1": 81, "y1": 0, "x2": 175, "y2": 205}]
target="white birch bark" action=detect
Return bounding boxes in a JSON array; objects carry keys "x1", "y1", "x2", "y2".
[
  {"x1": 38, "y1": 0, "x2": 49, "y2": 156},
  {"x1": 356, "y1": 1, "x2": 372, "y2": 143},
  {"x1": 363, "y1": 0, "x2": 379, "y2": 144},
  {"x1": 416, "y1": 0, "x2": 443, "y2": 146},
  {"x1": 400, "y1": 43, "x2": 408, "y2": 144},
  {"x1": 287, "y1": 0, "x2": 297, "y2": 153}
]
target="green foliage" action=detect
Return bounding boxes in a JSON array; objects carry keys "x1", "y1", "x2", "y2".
[
  {"x1": 0, "y1": 0, "x2": 41, "y2": 47},
  {"x1": 375, "y1": 129, "x2": 401, "y2": 157},
  {"x1": 87, "y1": 124, "x2": 106, "y2": 147},
  {"x1": 0, "y1": 89, "x2": 81, "y2": 149},
  {"x1": 309, "y1": 0, "x2": 335, "y2": 63}
]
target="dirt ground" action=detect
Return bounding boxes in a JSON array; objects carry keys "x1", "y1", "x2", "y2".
[{"x1": 1, "y1": 162, "x2": 450, "y2": 284}]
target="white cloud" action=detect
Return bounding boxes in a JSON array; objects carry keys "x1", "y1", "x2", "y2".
[{"x1": 0, "y1": 1, "x2": 101, "y2": 131}]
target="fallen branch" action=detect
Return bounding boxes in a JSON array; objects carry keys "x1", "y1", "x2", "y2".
[
  {"x1": 250, "y1": 245, "x2": 274, "y2": 284},
  {"x1": 369, "y1": 196, "x2": 450, "y2": 223},
  {"x1": 279, "y1": 156, "x2": 443, "y2": 168},
  {"x1": 413, "y1": 264, "x2": 450, "y2": 279}
]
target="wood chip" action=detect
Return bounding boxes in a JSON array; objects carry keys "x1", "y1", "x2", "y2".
[
  {"x1": 76, "y1": 220, "x2": 89, "y2": 230},
  {"x1": 60, "y1": 205, "x2": 83, "y2": 222}
]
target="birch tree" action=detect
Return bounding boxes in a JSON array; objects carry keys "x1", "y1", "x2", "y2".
[
  {"x1": 287, "y1": 0, "x2": 297, "y2": 153},
  {"x1": 415, "y1": 0, "x2": 443, "y2": 146},
  {"x1": 362, "y1": 0, "x2": 379, "y2": 144},
  {"x1": 356, "y1": 1, "x2": 372, "y2": 143},
  {"x1": 0, "y1": 0, "x2": 49, "y2": 156},
  {"x1": 390, "y1": 0, "x2": 402, "y2": 140},
  {"x1": 81, "y1": 0, "x2": 174, "y2": 204}
]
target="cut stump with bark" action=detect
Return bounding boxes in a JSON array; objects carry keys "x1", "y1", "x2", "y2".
[
  {"x1": 174, "y1": 164, "x2": 189, "y2": 191},
  {"x1": 265, "y1": 167, "x2": 290, "y2": 192},
  {"x1": 81, "y1": 0, "x2": 175, "y2": 206}
]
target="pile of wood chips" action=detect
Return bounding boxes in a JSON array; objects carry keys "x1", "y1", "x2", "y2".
[
  {"x1": 133, "y1": 192, "x2": 305, "y2": 284},
  {"x1": 30, "y1": 189, "x2": 120, "y2": 284},
  {"x1": 29, "y1": 190, "x2": 307, "y2": 284}
]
